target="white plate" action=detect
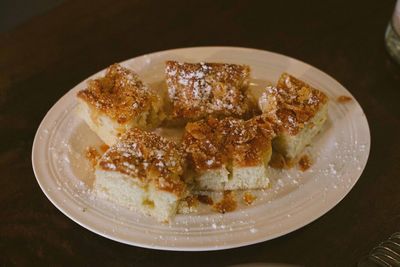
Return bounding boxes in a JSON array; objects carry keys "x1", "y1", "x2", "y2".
[{"x1": 32, "y1": 47, "x2": 370, "y2": 251}]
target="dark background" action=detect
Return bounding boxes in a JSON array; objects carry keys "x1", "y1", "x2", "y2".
[{"x1": 1, "y1": 0, "x2": 400, "y2": 266}]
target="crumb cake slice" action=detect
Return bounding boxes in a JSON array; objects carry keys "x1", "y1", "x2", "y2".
[
  {"x1": 258, "y1": 73, "x2": 328, "y2": 160},
  {"x1": 94, "y1": 128, "x2": 187, "y2": 222},
  {"x1": 182, "y1": 116, "x2": 275, "y2": 191},
  {"x1": 165, "y1": 61, "x2": 253, "y2": 121},
  {"x1": 77, "y1": 64, "x2": 165, "y2": 146}
]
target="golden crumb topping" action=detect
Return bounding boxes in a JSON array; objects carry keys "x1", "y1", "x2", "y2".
[
  {"x1": 182, "y1": 116, "x2": 275, "y2": 172},
  {"x1": 98, "y1": 128, "x2": 186, "y2": 196},
  {"x1": 259, "y1": 73, "x2": 328, "y2": 135},
  {"x1": 77, "y1": 64, "x2": 155, "y2": 124},
  {"x1": 165, "y1": 61, "x2": 252, "y2": 120}
]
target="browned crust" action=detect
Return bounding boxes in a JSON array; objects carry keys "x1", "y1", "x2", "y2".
[
  {"x1": 77, "y1": 64, "x2": 154, "y2": 124},
  {"x1": 165, "y1": 61, "x2": 252, "y2": 120},
  {"x1": 260, "y1": 73, "x2": 328, "y2": 135},
  {"x1": 97, "y1": 128, "x2": 186, "y2": 196},
  {"x1": 182, "y1": 116, "x2": 275, "y2": 172}
]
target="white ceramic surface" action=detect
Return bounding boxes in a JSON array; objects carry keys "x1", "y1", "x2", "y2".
[{"x1": 32, "y1": 47, "x2": 370, "y2": 251}]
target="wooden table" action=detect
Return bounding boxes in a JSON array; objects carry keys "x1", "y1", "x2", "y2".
[{"x1": 1, "y1": 1, "x2": 399, "y2": 266}]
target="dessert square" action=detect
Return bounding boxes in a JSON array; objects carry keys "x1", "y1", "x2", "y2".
[
  {"x1": 258, "y1": 73, "x2": 328, "y2": 160},
  {"x1": 94, "y1": 128, "x2": 187, "y2": 222},
  {"x1": 165, "y1": 61, "x2": 252, "y2": 121},
  {"x1": 77, "y1": 64, "x2": 165, "y2": 146},
  {"x1": 182, "y1": 116, "x2": 275, "y2": 191}
]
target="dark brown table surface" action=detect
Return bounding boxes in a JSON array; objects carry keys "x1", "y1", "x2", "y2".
[{"x1": 1, "y1": 0, "x2": 400, "y2": 266}]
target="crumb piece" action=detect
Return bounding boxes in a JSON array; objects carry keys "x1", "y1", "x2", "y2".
[
  {"x1": 269, "y1": 152, "x2": 286, "y2": 169},
  {"x1": 298, "y1": 154, "x2": 312, "y2": 171},
  {"x1": 337, "y1": 95, "x2": 352, "y2": 103},
  {"x1": 85, "y1": 147, "x2": 101, "y2": 167},
  {"x1": 100, "y1": 144, "x2": 110, "y2": 153},
  {"x1": 243, "y1": 192, "x2": 256, "y2": 205},
  {"x1": 177, "y1": 195, "x2": 198, "y2": 214},
  {"x1": 197, "y1": 194, "x2": 214, "y2": 205},
  {"x1": 214, "y1": 191, "x2": 237, "y2": 213},
  {"x1": 184, "y1": 195, "x2": 199, "y2": 208},
  {"x1": 269, "y1": 151, "x2": 296, "y2": 169}
]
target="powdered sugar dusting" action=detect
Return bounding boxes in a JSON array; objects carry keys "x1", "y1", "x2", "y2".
[
  {"x1": 34, "y1": 49, "x2": 369, "y2": 250},
  {"x1": 77, "y1": 64, "x2": 156, "y2": 124},
  {"x1": 98, "y1": 128, "x2": 186, "y2": 196},
  {"x1": 258, "y1": 73, "x2": 328, "y2": 135},
  {"x1": 165, "y1": 61, "x2": 251, "y2": 119}
]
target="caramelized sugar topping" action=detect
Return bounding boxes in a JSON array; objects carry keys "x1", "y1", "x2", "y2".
[
  {"x1": 183, "y1": 116, "x2": 275, "y2": 171},
  {"x1": 98, "y1": 128, "x2": 186, "y2": 196},
  {"x1": 77, "y1": 64, "x2": 154, "y2": 124},
  {"x1": 165, "y1": 61, "x2": 252, "y2": 120},
  {"x1": 259, "y1": 73, "x2": 328, "y2": 135}
]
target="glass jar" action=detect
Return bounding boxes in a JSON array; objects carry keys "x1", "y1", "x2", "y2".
[{"x1": 385, "y1": 1, "x2": 400, "y2": 64}]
